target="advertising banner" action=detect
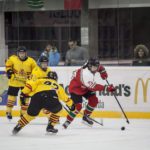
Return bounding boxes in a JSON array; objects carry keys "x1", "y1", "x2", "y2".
[
  {"x1": 54, "y1": 67, "x2": 150, "y2": 112},
  {"x1": 0, "y1": 66, "x2": 150, "y2": 118},
  {"x1": 0, "y1": 71, "x2": 8, "y2": 106}
]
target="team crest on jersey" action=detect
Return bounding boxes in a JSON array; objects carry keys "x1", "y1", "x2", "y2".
[{"x1": 19, "y1": 69, "x2": 26, "y2": 76}]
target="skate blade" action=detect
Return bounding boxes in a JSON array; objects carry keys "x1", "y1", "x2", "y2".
[
  {"x1": 7, "y1": 119, "x2": 13, "y2": 123},
  {"x1": 82, "y1": 120, "x2": 93, "y2": 127},
  {"x1": 11, "y1": 130, "x2": 19, "y2": 136},
  {"x1": 11, "y1": 133, "x2": 18, "y2": 136},
  {"x1": 45, "y1": 132, "x2": 57, "y2": 135}
]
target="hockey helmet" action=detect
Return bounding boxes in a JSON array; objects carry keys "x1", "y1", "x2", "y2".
[
  {"x1": 17, "y1": 46, "x2": 27, "y2": 53},
  {"x1": 85, "y1": 57, "x2": 100, "y2": 73},
  {"x1": 47, "y1": 71, "x2": 58, "y2": 81},
  {"x1": 17, "y1": 46, "x2": 27, "y2": 61},
  {"x1": 38, "y1": 56, "x2": 49, "y2": 71},
  {"x1": 87, "y1": 58, "x2": 100, "y2": 67},
  {"x1": 39, "y1": 55, "x2": 49, "y2": 63}
]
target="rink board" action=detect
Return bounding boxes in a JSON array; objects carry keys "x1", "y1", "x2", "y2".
[{"x1": 0, "y1": 66, "x2": 150, "y2": 118}]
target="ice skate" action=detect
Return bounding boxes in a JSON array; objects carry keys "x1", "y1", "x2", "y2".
[
  {"x1": 12, "y1": 124, "x2": 22, "y2": 135},
  {"x1": 62, "y1": 120, "x2": 71, "y2": 129},
  {"x1": 6, "y1": 112, "x2": 12, "y2": 120},
  {"x1": 46, "y1": 123, "x2": 58, "y2": 134},
  {"x1": 82, "y1": 115, "x2": 93, "y2": 127}
]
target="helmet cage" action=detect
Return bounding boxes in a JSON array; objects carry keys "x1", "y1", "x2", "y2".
[
  {"x1": 39, "y1": 56, "x2": 49, "y2": 70},
  {"x1": 17, "y1": 46, "x2": 27, "y2": 61}
]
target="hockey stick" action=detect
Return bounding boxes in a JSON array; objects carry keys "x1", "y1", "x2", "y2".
[
  {"x1": 62, "y1": 103, "x2": 103, "y2": 126},
  {"x1": 78, "y1": 109, "x2": 103, "y2": 126},
  {"x1": 106, "y1": 79, "x2": 130, "y2": 124}
]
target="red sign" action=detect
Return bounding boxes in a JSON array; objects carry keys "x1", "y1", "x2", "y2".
[{"x1": 64, "y1": 0, "x2": 82, "y2": 10}]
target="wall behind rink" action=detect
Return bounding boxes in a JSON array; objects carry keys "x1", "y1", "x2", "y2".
[{"x1": 0, "y1": 66, "x2": 150, "y2": 119}]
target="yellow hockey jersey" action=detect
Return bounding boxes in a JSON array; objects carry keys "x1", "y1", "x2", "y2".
[
  {"x1": 5, "y1": 55, "x2": 37, "y2": 87},
  {"x1": 22, "y1": 78, "x2": 73, "y2": 106},
  {"x1": 31, "y1": 66, "x2": 52, "y2": 80}
]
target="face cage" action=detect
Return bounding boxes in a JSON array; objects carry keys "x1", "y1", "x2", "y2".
[
  {"x1": 39, "y1": 62, "x2": 48, "y2": 70},
  {"x1": 17, "y1": 52, "x2": 27, "y2": 61},
  {"x1": 88, "y1": 65, "x2": 99, "y2": 73}
]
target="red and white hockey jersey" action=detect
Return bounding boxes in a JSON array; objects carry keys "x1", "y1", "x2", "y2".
[{"x1": 69, "y1": 67, "x2": 105, "y2": 95}]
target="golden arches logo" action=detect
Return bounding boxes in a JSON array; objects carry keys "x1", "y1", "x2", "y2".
[{"x1": 134, "y1": 78, "x2": 150, "y2": 104}]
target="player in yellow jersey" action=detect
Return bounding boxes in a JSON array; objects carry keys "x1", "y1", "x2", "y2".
[
  {"x1": 31, "y1": 55, "x2": 51, "y2": 80},
  {"x1": 31, "y1": 55, "x2": 56, "y2": 127},
  {"x1": 12, "y1": 71, "x2": 74, "y2": 134},
  {"x1": 5, "y1": 46, "x2": 37, "y2": 120},
  {"x1": 31, "y1": 55, "x2": 51, "y2": 115}
]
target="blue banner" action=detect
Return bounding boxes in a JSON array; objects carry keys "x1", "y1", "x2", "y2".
[{"x1": 0, "y1": 71, "x2": 10, "y2": 105}]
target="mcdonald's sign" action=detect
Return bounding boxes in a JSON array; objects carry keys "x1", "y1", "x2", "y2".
[{"x1": 134, "y1": 78, "x2": 150, "y2": 104}]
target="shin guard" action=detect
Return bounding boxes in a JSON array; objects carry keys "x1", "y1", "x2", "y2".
[
  {"x1": 67, "y1": 103, "x2": 82, "y2": 122},
  {"x1": 84, "y1": 95, "x2": 98, "y2": 116}
]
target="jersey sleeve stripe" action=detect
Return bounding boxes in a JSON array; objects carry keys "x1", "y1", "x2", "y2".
[{"x1": 25, "y1": 84, "x2": 32, "y2": 91}]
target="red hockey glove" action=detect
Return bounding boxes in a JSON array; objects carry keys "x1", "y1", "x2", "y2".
[
  {"x1": 98, "y1": 65, "x2": 108, "y2": 80},
  {"x1": 105, "y1": 84, "x2": 116, "y2": 92}
]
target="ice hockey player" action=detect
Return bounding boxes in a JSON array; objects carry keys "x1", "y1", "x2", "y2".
[
  {"x1": 30, "y1": 55, "x2": 59, "y2": 129},
  {"x1": 5, "y1": 46, "x2": 37, "y2": 120},
  {"x1": 62, "y1": 57, "x2": 116, "y2": 129},
  {"x1": 31, "y1": 55, "x2": 51, "y2": 80},
  {"x1": 30, "y1": 55, "x2": 52, "y2": 114},
  {"x1": 12, "y1": 71, "x2": 74, "y2": 135}
]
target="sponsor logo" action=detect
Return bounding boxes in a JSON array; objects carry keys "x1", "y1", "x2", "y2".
[
  {"x1": 99, "y1": 84, "x2": 131, "y2": 97},
  {"x1": 134, "y1": 78, "x2": 150, "y2": 104}
]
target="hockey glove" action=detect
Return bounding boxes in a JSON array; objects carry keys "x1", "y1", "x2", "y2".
[
  {"x1": 98, "y1": 66, "x2": 108, "y2": 80},
  {"x1": 66, "y1": 98, "x2": 75, "y2": 111},
  {"x1": 105, "y1": 84, "x2": 116, "y2": 92},
  {"x1": 6, "y1": 69, "x2": 14, "y2": 79},
  {"x1": 20, "y1": 92, "x2": 29, "y2": 105},
  {"x1": 67, "y1": 104, "x2": 75, "y2": 111}
]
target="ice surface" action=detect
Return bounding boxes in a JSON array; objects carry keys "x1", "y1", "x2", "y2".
[{"x1": 0, "y1": 117, "x2": 150, "y2": 150}]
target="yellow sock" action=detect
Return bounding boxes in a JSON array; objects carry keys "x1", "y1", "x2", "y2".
[
  {"x1": 49, "y1": 110, "x2": 63, "y2": 126},
  {"x1": 6, "y1": 95, "x2": 16, "y2": 113},
  {"x1": 18, "y1": 113, "x2": 35, "y2": 128},
  {"x1": 20, "y1": 98, "x2": 30, "y2": 116}
]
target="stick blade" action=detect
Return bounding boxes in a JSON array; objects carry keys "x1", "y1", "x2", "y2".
[{"x1": 126, "y1": 120, "x2": 130, "y2": 124}]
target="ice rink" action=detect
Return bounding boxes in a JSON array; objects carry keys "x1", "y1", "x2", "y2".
[{"x1": 0, "y1": 117, "x2": 150, "y2": 150}]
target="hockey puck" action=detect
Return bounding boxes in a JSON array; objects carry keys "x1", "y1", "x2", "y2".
[{"x1": 121, "y1": 126, "x2": 125, "y2": 130}]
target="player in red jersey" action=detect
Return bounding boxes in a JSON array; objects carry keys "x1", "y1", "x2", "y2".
[{"x1": 62, "y1": 58, "x2": 115, "y2": 128}]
